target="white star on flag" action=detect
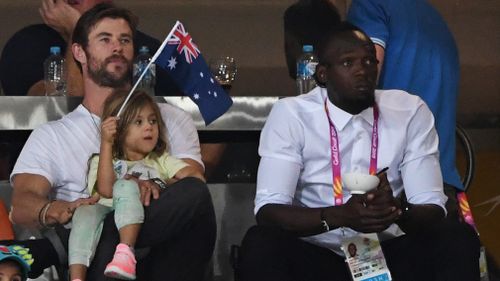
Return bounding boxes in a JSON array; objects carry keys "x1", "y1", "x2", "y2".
[
  {"x1": 167, "y1": 57, "x2": 177, "y2": 70},
  {"x1": 200, "y1": 72, "x2": 204, "y2": 78},
  {"x1": 193, "y1": 93, "x2": 200, "y2": 100},
  {"x1": 210, "y1": 78, "x2": 214, "y2": 83},
  {"x1": 214, "y1": 92, "x2": 218, "y2": 97}
]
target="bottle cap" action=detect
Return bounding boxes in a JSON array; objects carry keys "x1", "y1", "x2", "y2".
[
  {"x1": 303, "y1": 45, "x2": 314, "y2": 52},
  {"x1": 50, "y1": 46, "x2": 61, "y2": 55}
]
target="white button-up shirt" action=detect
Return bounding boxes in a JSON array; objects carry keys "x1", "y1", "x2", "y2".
[{"x1": 255, "y1": 87, "x2": 447, "y2": 255}]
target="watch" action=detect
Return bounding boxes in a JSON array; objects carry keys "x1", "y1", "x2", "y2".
[
  {"x1": 320, "y1": 208, "x2": 330, "y2": 232},
  {"x1": 399, "y1": 201, "x2": 414, "y2": 221},
  {"x1": 151, "y1": 178, "x2": 168, "y2": 190}
]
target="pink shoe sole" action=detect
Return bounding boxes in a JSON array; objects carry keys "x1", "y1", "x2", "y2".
[{"x1": 104, "y1": 264, "x2": 136, "y2": 280}]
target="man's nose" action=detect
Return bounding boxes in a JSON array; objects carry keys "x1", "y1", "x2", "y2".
[
  {"x1": 353, "y1": 61, "x2": 368, "y2": 76},
  {"x1": 111, "y1": 38, "x2": 123, "y2": 53}
]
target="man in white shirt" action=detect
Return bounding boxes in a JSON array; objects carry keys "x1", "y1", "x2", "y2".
[
  {"x1": 236, "y1": 22, "x2": 479, "y2": 281},
  {"x1": 4, "y1": 4, "x2": 215, "y2": 280}
]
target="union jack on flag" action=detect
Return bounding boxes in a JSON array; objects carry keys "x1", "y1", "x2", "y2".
[
  {"x1": 151, "y1": 21, "x2": 233, "y2": 125},
  {"x1": 167, "y1": 23, "x2": 200, "y2": 64}
]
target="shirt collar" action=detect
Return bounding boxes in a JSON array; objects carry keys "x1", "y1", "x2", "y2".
[{"x1": 321, "y1": 88, "x2": 375, "y2": 131}]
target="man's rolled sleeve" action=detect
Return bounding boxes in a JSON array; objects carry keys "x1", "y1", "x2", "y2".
[
  {"x1": 255, "y1": 100, "x2": 304, "y2": 214},
  {"x1": 400, "y1": 101, "x2": 447, "y2": 213},
  {"x1": 254, "y1": 157, "x2": 301, "y2": 214},
  {"x1": 159, "y1": 103, "x2": 204, "y2": 168}
]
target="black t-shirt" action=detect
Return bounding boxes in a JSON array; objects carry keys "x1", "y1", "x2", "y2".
[{"x1": 0, "y1": 24, "x2": 181, "y2": 96}]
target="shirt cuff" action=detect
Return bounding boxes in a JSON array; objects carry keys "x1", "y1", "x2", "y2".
[{"x1": 407, "y1": 190, "x2": 448, "y2": 216}]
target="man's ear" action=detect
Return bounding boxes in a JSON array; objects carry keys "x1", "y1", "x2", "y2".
[
  {"x1": 72, "y1": 43, "x2": 87, "y2": 65},
  {"x1": 315, "y1": 64, "x2": 328, "y2": 86}
]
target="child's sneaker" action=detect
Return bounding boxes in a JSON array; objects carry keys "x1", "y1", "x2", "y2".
[{"x1": 104, "y1": 243, "x2": 137, "y2": 280}]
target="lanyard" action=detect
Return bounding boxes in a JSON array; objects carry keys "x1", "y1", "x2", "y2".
[{"x1": 324, "y1": 99, "x2": 379, "y2": 206}]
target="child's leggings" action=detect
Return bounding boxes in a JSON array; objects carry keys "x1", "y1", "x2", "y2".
[{"x1": 68, "y1": 179, "x2": 144, "y2": 266}]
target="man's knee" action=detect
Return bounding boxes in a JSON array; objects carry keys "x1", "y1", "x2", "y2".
[
  {"x1": 166, "y1": 177, "x2": 213, "y2": 210},
  {"x1": 239, "y1": 225, "x2": 289, "y2": 263},
  {"x1": 436, "y1": 219, "x2": 480, "y2": 250},
  {"x1": 237, "y1": 225, "x2": 294, "y2": 280}
]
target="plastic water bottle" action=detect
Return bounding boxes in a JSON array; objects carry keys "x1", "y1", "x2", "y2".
[
  {"x1": 296, "y1": 45, "x2": 318, "y2": 95},
  {"x1": 133, "y1": 46, "x2": 156, "y2": 96},
  {"x1": 44, "y1": 46, "x2": 67, "y2": 96}
]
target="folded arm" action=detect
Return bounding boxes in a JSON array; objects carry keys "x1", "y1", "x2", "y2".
[
  {"x1": 396, "y1": 101, "x2": 448, "y2": 233},
  {"x1": 255, "y1": 158, "x2": 400, "y2": 237},
  {"x1": 11, "y1": 173, "x2": 98, "y2": 228}
]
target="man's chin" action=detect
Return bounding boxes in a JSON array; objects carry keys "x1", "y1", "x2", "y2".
[
  {"x1": 100, "y1": 78, "x2": 130, "y2": 89},
  {"x1": 94, "y1": 74, "x2": 130, "y2": 88}
]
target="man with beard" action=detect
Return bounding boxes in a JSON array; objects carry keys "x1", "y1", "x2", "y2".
[
  {"x1": 236, "y1": 22, "x2": 479, "y2": 281},
  {"x1": 3, "y1": 4, "x2": 216, "y2": 281}
]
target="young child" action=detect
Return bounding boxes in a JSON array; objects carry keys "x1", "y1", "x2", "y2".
[
  {"x1": 0, "y1": 245, "x2": 31, "y2": 281},
  {"x1": 68, "y1": 91, "x2": 205, "y2": 281}
]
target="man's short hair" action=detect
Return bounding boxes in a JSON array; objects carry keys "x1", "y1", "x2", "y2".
[
  {"x1": 284, "y1": 0, "x2": 341, "y2": 47},
  {"x1": 72, "y1": 3, "x2": 138, "y2": 70},
  {"x1": 316, "y1": 21, "x2": 374, "y2": 64}
]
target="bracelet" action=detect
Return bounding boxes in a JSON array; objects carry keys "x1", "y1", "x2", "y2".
[
  {"x1": 38, "y1": 201, "x2": 54, "y2": 228},
  {"x1": 38, "y1": 202, "x2": 49, "y2": 227},
  {"x1": 320, "y1": 208, "x2": 330, "y2": 232}
]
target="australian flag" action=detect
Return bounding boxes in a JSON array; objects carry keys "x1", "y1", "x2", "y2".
[{"x1": 154, "y1": 21, "x2": 233, "y2": 125}]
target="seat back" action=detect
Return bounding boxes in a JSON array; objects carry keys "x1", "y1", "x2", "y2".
[{"x1": 456, "y1": 124, "x2": 476, "y2": 191}]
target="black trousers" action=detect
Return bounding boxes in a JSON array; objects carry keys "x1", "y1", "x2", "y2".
[
  {"x1": 236, "y1": 220, "x2": 480, "y2": 281},
  {"x1": 2, "y1": 177, "x2": 217, "y2": 281}
]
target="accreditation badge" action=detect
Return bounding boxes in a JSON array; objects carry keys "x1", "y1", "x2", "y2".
[{"x1": 341, "y1": 233, "x2": 392, "y2": 281}]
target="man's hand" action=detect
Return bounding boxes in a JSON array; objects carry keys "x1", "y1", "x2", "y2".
[
  {"x1": 340, "y1": 173, "x2": 401, "y2": 233},
  {"x1": 39, "y1": 0, "x2": 81, "y2": 41},
  {"x1": 45, "y1": 194, "x2": 99, "y2": 225},
  {"x1": 340, "y1": 194, "x2": 397, "y2": 233},
  {"x1": 365, "y1": 172, "x2": 401, "y2": 212},
  {"x1": 124, "y1": 175, "x2": 161, "y2": 206}
]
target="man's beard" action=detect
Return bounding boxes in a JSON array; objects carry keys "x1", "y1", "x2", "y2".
[{"x1": 87, "y1": 53, "x2": 132, "y2": 88}]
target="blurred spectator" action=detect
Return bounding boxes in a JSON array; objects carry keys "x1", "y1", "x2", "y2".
[
  {"x1": 283, "y1": 0, "x2": 341, "y2": 80},
  {"x1": 347, "y1": 0, "x2": 463, "y2": 198}
]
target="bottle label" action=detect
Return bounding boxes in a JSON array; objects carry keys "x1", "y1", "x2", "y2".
[
  {"x1": 306, "y1": 62, "x2": 318, "y2": 76},
  {"x1": 298, "y1": 61, "x2": 318, "y2": 77},
  {"x1": 134, "y1": 63, "x2": 156, "y2": 82}
]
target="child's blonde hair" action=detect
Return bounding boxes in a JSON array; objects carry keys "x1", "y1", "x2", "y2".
[{"x1": 102, "y1": 90, "x2": 168, "y2": 159}]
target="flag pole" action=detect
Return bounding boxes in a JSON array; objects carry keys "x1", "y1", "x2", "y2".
[{"x1": 117, "y1": 21, "x2": 181, "y2": 117}]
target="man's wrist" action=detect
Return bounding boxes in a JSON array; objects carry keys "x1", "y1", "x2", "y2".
[
  {"x1": 151, "y1": 178, "x2": 168, "y2": 190},
  {"x1": 38, "y1": 201, "x2": 56, "y2": 228},
  {"x1": 397, "y1": 200, "x2": 413, "y2": 223},
  {"x1": 319, "y1": 208, "x2": 330, "y2": 232}
]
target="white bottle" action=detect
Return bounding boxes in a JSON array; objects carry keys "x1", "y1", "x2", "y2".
[
  {"x1": 44, "y1": 46, "x2": 67, "y2": 96},
  {"x1": 133, "y1": 46, "x2": 156, "y2": 96},
  {"x1": 296, "y1": 45, "x2": 319, "y2": 95}
]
